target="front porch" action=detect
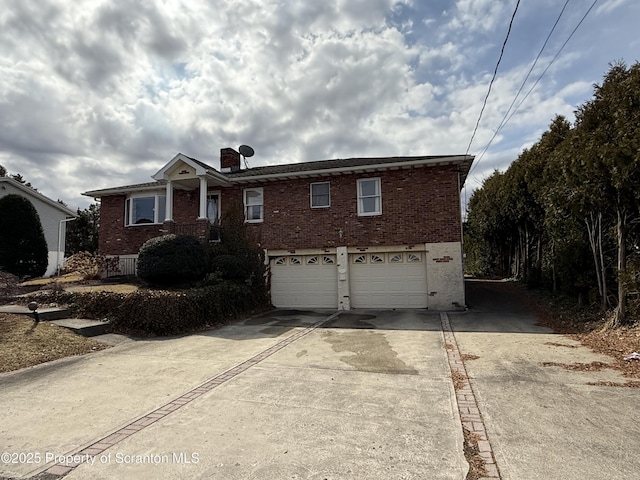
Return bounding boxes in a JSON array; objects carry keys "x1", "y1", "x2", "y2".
[{"x1": 153, "y1": 153, "x2": 231, "y2": 241}]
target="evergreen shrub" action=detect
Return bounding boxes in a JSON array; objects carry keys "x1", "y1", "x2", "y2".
[{"x1": 137, "y1": 234, "x2": 207, "y2": 286}]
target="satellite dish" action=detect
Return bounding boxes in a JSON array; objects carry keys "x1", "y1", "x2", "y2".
[{"x1": 239, "y1": 145, "x2": 255, "y2": 158}]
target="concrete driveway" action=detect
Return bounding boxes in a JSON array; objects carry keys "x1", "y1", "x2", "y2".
[
  {"x1": 2, "y1": 280, "x2": 638, "y2": 480},
  {"x1": 1, "y1": 309, "x2": 466, "y2": 480},
  {"x1": 449, "y1": 280, "x2": 640, "y2": 480}
]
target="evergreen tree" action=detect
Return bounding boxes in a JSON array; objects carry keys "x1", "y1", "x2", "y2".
[
  {"x1": 0, "y1": 194, "x2": 48, "y2": 277},
  {"x1": 66, "y1": 204, "x2": 100, "y2": 254}
]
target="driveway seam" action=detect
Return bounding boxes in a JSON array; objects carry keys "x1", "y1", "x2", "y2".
[
  {"x1": 40, "y1": 311, "x2": 342, "y2": 479},
  {"x1": 440, "y1": 312, "x2": 501, "y2": 480}
]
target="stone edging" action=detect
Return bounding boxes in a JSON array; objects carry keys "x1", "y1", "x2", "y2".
[{"x1": 440, "y1": 312, "x2": 501, "y2": 479}]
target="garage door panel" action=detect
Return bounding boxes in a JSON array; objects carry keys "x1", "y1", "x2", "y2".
[
  {"x1": 350, "y1": 252, "x2": 427, "y2": 308},
  {"x1": 271, "y1": 255, "x2": 337, "y2": 309}
]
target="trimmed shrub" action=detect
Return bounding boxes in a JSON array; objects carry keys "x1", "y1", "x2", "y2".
[
  {"x1": 64, "y1": 282, "x2": 257, "y2": 335},
  {"x1": 210, "y1": 254, "x2": 249, "y2": 281},
  {"x1": 0, "y1": 194, "x2": 48, "y2": 278},
  {"x1": 137, "y1": 234, "x2": 207, "y2": 286}
]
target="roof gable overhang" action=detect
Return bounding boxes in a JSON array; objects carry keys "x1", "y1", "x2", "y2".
[
  {"x1": 152, "y1": 153, "x2": 230, "y2": 187},
  {"x1": 0, "y1": 177, "x2": 76, "y2": 217}
]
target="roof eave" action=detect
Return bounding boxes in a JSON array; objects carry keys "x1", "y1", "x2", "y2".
[
  {"x1": 229, "y1": 155, "x2": 475, "y2": 183},
  {"x1": 82, "y1": 183, "x2": 164, "y2": 198},
  {"x1": 0, "y1": 177, "x2": 76, "y2": 216}
]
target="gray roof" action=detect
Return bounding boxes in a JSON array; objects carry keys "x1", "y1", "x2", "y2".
[
  {"x1": 226, "y1": 155, "x2": 469, "y2": 178},
  {"x1": 84, "y1": 154, "x2": 474, "y2": 197}
]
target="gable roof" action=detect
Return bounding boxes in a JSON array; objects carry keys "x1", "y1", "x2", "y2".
[
  {"x1": 83, "y1": 153, "x2": 474, "y2": 197},
  {"x1": 151, "y1": 153, "x2": 229, "y2": 186},
  {"x1": 0, "y1": 177, "x2": 76, "y2": 216}
]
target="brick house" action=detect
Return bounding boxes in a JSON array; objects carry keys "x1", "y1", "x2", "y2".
[{"x1": 83, "y1": 148, "x2": 473, "y2": 310}]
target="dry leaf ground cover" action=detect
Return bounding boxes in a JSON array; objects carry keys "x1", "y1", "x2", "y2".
[{"x1": 0, "y1": 314, "x2": 110, "y2": 373}]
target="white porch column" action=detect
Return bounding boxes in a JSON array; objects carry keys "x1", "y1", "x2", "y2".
[
  {"x1": 165, "y1": 180, "x2": 173, "y2": 221},
  {"x1": 198, "y1": 176, "x2": 208, "y2": 219}
]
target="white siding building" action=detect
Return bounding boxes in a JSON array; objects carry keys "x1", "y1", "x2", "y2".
[{"x1": 0, "y1": 177, "x2": 76, "y2": 277}]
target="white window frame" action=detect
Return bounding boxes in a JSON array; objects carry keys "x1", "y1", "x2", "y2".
[
  {"x1": 357, "y1": 177, "x2": 382, "y2": 216},
  {"x1": 244, "y1": 187, "x2": 264, "y2": 223},
  {"x1": 310, "y1": 182, "x2": 330, "y2": 208},
  {"x1": 125, "y1": 194, "x2": 166, "y2": 226}
]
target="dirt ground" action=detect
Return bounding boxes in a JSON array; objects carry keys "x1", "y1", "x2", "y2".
[{"x1": 0, "y1": 314, "x2": 110, "y2": 373}]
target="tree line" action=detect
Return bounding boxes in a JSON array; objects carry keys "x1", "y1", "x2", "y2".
[{"x1": 465, "y1": 61, "x2": 640, "y2": 327}]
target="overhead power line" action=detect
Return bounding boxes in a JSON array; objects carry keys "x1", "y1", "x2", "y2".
[
  {"x1": 469, "y1": 0, "x2": 600, "y2": 175},
  {"x1": 470, "y1": 0, "x2": 572, "y2": 173},
  {"x1": 465, "y1": 0, "x2": 521, "y2": 157}
]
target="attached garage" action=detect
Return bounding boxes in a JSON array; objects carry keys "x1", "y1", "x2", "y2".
[
  {"x1": 349, "y1": 251, "x2": 428, "y2": 309},
  {"x1": 270, "y1": 254, "x2": 338, "y2": 308}
]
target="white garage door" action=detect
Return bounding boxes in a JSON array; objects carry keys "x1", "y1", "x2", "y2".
[
  {"x1": 270, "y1": 255, "x2": 338, "y2": 308},
  {"x1": 350, "y1": 252, "x2": 427, "y2": 308}
]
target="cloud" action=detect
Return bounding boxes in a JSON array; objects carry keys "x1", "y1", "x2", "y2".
[{"x1": 0, "y1": 0, "x2": 637, "y2": 211}]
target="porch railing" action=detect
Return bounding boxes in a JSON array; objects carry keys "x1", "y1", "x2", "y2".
[{"x1": 171, "y1": 222, "x2": 221, "y2": 242}]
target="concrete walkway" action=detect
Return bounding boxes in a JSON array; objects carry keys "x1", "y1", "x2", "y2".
[{"x1": 1, "y1": 309, "x2": 466, "y2": 479}]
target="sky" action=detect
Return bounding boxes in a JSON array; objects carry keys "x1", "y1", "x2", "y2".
[{"x1": 0, "y1": 0, "x2": 638, "y2": 212}]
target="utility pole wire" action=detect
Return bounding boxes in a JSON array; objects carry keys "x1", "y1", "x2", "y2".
[
  {"x1": 471, "y1": 0, "x2": 599, "y2": 174},
  {"x1": 469, "y1": 0, "x2": 572, "y2": 176},
  {"x1": 465, "y1": 0, "x2": 521, "y2": 157}
]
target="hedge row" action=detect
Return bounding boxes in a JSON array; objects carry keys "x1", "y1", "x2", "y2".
[{"x1": 23, "y1": 282, "x2": 264, "y2": 336}]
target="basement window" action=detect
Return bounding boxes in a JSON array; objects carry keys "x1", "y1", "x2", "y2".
[{"x1": 125, "y1": 195, "x2": 166, "y2": 226}]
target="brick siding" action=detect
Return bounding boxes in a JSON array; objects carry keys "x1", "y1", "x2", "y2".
[
  {"x1": 99, "y1": 190, "x2": 200, "y2": 255},
  {"x1": 223, "y1": 164, "x2": 462, "y2": 250},
  {"x1": 98, "y1": 164, "x2": 462, "y2": 255}
]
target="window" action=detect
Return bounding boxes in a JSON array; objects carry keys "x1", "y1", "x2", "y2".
[
  {"x1": 353, "y1": 254, "x2": 366, "y2": 264},
  {"x1": 244, "y1": 188, "x2": 263, "y2": 222},
  {"x1": 389, "y1": 254, "x2": 403, "y2": 263},
  {"x1": 310, "y1": 182, "x2": 330, "y2": 208},
  {"x1": 408, "y1": 253, "x2": 421, "y2": 263},
  {"x1": 322, "y1": 256, "x2": 335, "y2": 265},
  {"x1": 357, "y1": 178, "x2": 381, "y2": 216},
  {"x1": 274, "y1": 257, "x2": 287, "y2": 265},
  {"x1": 370, "y1": 254, "x2": 384, "y2": 263},
  {"x1": 290, "y1": 257, "x2": 302, "y2": 265},
  {"x1": 207, "y1": 193, "x2": 220, "y2": 224},
  {"x1": 306, "y1": 256, "x2": 319, "y2": 265},
  {"x1": 125, "y1": 195, "x2": 165, "y2": 226}
]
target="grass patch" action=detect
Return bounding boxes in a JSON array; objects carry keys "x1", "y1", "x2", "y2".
[{"x1": 0, "y1": 314, "x2": 109, "y2": 373}]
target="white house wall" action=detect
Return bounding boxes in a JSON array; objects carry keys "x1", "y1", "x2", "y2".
[{"x1": 425, "y1": 242, "x2": 465, "y2": 310}]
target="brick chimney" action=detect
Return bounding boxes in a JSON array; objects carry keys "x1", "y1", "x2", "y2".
[{"x1": 220, "y1": 148, "x2": 241, "y2": 172}]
